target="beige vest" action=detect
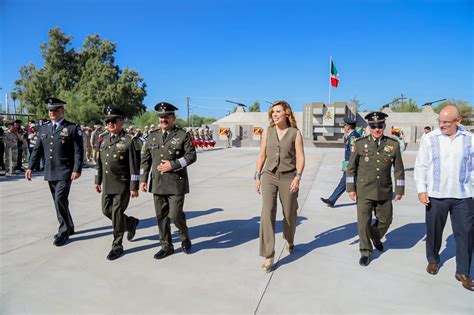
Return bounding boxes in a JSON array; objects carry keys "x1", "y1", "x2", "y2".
[{"x1": 265, "y1": 126, "x2": 297, "y2": 173}]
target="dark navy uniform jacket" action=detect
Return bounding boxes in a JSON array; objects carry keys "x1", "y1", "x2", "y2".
[
  {"x1": 345, "y1": 129, "x2": 361, "y2": 161},
  {"x1": 29, "y1": 120, "x2": 84, "y2": 181}
]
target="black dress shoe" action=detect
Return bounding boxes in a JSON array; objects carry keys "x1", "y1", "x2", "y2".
[
  {"x1": 53, "y1": 234, "x2": 69, "y2": 246},
  {"x1": 154, "y1": 248, "x2": 174, "y2": 260},
  {"x1": 107, "y1": 247, "x2": 124, "y2": 260},
  {"x1": 359, "y1": 256, "x2": 371, "y2": 266},
  {"x1": 181, "y1": 239, "x2": 192, "y2": 254},
  {"x1": 373, "y1": 241, "x2": 384, "y2": 252},
  {"x1": 127, "y1": 217, "x2": 139, "y2": 241},
  {"x1": 320, "y1": 197, "x2": 335, "y2": 208}
]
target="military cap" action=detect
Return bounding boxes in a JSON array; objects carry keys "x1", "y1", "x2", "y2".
[
  {"x1": 45, "y1": 97, "x2": 66, "y2": 110},
  {"x1": 150, "y1": 124, "x2": 155, "y2": 128},
  {"x1": 94, "y1": 124, "x2": 102, "y2": 128},
  {"x1": 365, "y1": 111, "x2": 388, "y2": 124},
  {"x1": 343, "y1": 117, "x2": 357, "y2": 126},
  {"x1": 104, "y1": 105, "x2": 125, "y2": 122},
  {"x1": 154, "y1": 102, "x2": 178, "y2": 117}
]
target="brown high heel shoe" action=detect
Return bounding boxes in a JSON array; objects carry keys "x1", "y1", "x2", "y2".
[
  {"x1": 286, "y1": 243, "x2": 294, "y2": 254},
  {"x1": 262, "y1": 258, "x2": 274, "y2": 273}
]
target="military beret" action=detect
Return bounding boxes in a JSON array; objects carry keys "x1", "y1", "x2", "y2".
[
  {"x1": 154, "y1": 102, "x2": 178, "y2": 117},
  {"x1": 104, "y1": 105, "x2": 125, "y2": 121},
  {"x1": 45, "y1": 97, "x2": 66, "y2": 110},
  {"x1": 365, "y1": 111, "x2": 388, "y2": 124}
]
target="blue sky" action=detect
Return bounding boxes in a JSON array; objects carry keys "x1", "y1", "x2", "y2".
[{"x1": 1, "y1": 0, "x2": 472, "y2": 119}]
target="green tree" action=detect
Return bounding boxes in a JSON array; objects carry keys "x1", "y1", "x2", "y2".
[
  {"x1": 433, "y1": 99, "x2": 472, "y2": 125},
  {"x1": 391, "y1": 98, "x2": 421, "y2": 112},
  {"x1": 129, "y1": 111, "x2": 160, "y2": 129},
  {"x1": 189, "y1": 114, "x2": 217, "y2": 127},
  {"x1": 13, "y1": 27, "x2": 146, "y2": 124},
  {"x1": 249, "y1": 101, "x2": 260, "y2": 112}
]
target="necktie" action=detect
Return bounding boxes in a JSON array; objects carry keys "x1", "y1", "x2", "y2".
[
  {"x1": 162, "y1": 131, "x2": 168, "y2": 142},
  {"x1": 52, "y1": 123, "x2": 57, "y2": 132}
]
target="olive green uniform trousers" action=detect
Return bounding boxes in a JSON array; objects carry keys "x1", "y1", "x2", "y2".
[{"x1": 357, "y1": 197, "x2": 393, "y2": 257}]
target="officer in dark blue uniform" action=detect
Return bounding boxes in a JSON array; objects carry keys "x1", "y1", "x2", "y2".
[
  {"x1": 26, "y1": 97, "x2": 84, "y2": 246},
  {"x1": 321, "y1": 117, "x2": 360, "y2": 207}
]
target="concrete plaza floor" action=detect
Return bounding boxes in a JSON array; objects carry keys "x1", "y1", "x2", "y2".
[{"x1": 0, "y1": 147, "x2": 472, "y2": 314}]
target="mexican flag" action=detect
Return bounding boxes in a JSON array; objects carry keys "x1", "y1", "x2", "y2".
[{"x1": 330, "y1": 60, "x2": 339, "y2": 87}]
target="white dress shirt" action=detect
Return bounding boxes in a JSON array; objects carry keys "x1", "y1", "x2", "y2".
[{"x1": 414, "y1": 127, "x2": 473, "y2": 199}]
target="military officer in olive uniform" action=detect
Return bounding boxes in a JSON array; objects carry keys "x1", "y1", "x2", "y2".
[
  {"x1": 346, "y1": 112, "x2": 405, "y2": 266},
  {"x1": 140, "y1": 102, "x2": 197, "y2": 260},
  {"x1": 95, "y1": 106, "x2": 141, "y2": 260},
  {"x1": 26, "y1": 98, "x2": 84, "y2": 246}
]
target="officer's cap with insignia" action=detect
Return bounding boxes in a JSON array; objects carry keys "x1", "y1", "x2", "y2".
[
  {"x1": 343, "y1": 117, "x2": 357, "y2": 127},
  {"x1": 45, "y1": 97, "x2": 66, "y2": 110},
  {"x1": 154, "y1": 102, "x2": 178, "y2": 117},
  {"x1": 365, "y1": 111, "x2": 388, "y2": 125},
  {"x1": 104, "y1": 105, "x2": 125, "y2": 122}
]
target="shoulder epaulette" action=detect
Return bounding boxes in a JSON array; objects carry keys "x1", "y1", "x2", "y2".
[{"x1": 355, "y1": 136, "x2": 368, "y2": 142}]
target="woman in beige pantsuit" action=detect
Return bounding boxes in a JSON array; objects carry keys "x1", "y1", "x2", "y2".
[{"x1": 255, "y1": 100, "x2": 305, "y2": 272}]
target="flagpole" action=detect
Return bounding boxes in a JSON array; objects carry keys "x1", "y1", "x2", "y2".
[{"x1": 328, "y1": 56, "x2": 332, "y2": 105}]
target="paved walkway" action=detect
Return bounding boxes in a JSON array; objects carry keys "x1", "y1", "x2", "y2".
[{"x1": 0, "y1": 147, "x2": 472, "y2": 314}]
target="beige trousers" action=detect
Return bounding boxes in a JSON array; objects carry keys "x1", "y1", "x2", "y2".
[{"x1": 259, "y1": 170, "x2": 298, "y2": 258}]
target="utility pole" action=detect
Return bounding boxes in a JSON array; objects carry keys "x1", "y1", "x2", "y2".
[
  {"x1": 399, "y1": 94, "x2": 406, "y2": 107},
  {"x1": 187, "y1": 97, "x2": 190, "y2": 127}
]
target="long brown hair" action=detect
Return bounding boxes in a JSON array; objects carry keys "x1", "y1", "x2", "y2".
[{"x1": 268, "y1": 100, "x2": 298, "y2": 129}]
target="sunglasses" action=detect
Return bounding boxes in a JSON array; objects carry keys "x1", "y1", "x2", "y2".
[
  {"x1": 105, "y1": 119, "x2": 117, "y2": 124},
  {"x1": 48, "y1": 108, "x2": 60, "y2": 112},
  {"x1": 370, "y1": 124, "x2": 384, "y2": 129}
]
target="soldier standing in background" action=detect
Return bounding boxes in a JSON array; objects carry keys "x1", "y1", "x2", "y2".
[
  {"x1": 4, "y1": 120, "x2": 20, "y2": 176},
  {"x1": 91, "y1": 125, "x2": 102, "y2": 163},
  {"x1": 346, "y1": 112, "x2": 405, "y2": 267},
  {"x1": 140, "y1": 102, "x2": 197, "y2": 260},
  {"x1": 26, "y1": 98, "x2": 84, "y2": 246},
  {"x1": 0, "y1": 116, "x2": 5, "y2": 173},
  {"x1": 95, "y1": 106, "x2": 141, "y2": 260}
]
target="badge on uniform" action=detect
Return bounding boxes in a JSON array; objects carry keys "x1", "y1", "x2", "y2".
[
  {"x1": 61, "y1": 128, "x2": 69, "y2": 137},
  {"x1": 171, "y1": 137, "x2": 180, "y2": 145},
  {"x1": 116, "y1": 143, "x2": 124, "y2": 148},
  {"x1": 364, "y1": 156, "x2": 370, "y2": 162},
  {"x1": 384, "y1": 145, "x2": 393, "y2": 152}
]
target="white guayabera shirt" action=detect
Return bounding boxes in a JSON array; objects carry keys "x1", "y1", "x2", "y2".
[{"x1": 414, "y1": 126, "x2": 473, "y2": 199}]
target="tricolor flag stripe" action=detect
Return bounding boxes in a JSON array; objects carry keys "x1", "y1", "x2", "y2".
[{"x1": 330, "y1": 60, "x2": 339, "y2": 88}]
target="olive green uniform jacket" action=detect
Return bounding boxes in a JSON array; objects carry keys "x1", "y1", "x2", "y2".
[
  {"x1": 95, "y1": 130, "x2": 141, "y2": 194},
  {"x1": 140, "y1": 126, "x2": 197, "y2": 195},
  {"x1": 346, "y1": 135, "x2": 405, "y2": 200}
]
